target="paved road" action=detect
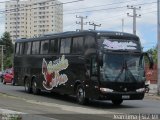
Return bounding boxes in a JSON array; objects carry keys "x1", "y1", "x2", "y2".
[{"x1": 0, "y1": 83, "x2": 160, "y2": 120}]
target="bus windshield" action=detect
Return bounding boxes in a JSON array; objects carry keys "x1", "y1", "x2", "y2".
[{"x1": 100, "y1": 53, "x2": 145, "y2": 83}]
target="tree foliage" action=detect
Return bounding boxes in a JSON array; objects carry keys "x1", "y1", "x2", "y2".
[
  {"x1": 146, "y1": 47, "x2": 157, "y2": 64},
  {"x1": 0, "y1": 32, "x2": 13, "y2": 69}
]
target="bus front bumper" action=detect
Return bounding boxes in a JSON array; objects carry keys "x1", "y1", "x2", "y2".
[{"x1": 99, "y1": 92, "x2": 145, "y2": 100}]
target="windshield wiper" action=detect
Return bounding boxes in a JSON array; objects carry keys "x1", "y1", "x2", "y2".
[
  {"x1": 115, "y1": 61, "x2": 126, "y2": 82},
  {"x1": 115, "y1": 60, "x2": 137, "y2": 82}
]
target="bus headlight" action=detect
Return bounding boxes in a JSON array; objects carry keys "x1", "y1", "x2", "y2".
[
  {"x1": 100, "y1": 88, "x2": 113, "y2": 93},
  {"x1": 136, "y1": 88, "x2": 145, "y2": 92}
]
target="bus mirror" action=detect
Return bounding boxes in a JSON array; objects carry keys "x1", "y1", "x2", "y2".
[
  {"x1": 98, "y1": 53, "x2": 103, "y2": 66},
  {"x1": 144, "y1": 52, "x2": 154, "y2": 69}
]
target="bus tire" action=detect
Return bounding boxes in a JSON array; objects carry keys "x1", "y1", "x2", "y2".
[
  {"x1": 32, "y1": 79, "x2": 41, "y2": 95},
  {"x1": 112, "y1": 99, "x2": 123, "y2": 105},
  {"x1": 24, "y1": 78, "x2": 32, "y2": 93},
  {"x1": 1, "y1": 77, "x2": 3, "y2": 82},
  {"x1": 76, "y1": 84, "x2": 88, "y2": 105}
]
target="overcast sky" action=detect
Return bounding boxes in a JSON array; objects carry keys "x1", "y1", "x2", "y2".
[{"x1": 0, "y1": 0, "x2": 157, "y2": 51}]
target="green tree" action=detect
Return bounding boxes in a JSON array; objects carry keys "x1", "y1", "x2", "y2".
[
  {"x1": 147, "y1": 47, "x2": 157, "y2": 64},
  {"x1": 1, "y1": 32, "x2": 13, "y2": 56},
  {"x1": 0, "y1": 32, "x2": 13, "y2": 69}
]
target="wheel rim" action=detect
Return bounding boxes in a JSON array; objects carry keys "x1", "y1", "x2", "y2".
[
  {"x1": 77, "y1": 88, "x2": 84, "y2": 102},
  {"x1": 25, "y1": 81, "x2": 29, "y2": 91},
  {"x1": 32, "y1": 81, "x2": 37, "y2": 93}
]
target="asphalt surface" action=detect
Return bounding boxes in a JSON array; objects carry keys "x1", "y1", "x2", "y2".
[{"x1": 0, "y1": 82, "x2": 160, "y2": 120}]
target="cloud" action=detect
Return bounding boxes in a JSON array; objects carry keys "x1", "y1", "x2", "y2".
[
  {"x1": 59, "y1": 0, "x2": 157, "y2": 33},
  {"x1": 0, "y1": 0, "x2": 157, "y2": 50},
  {"x1": 59, "y1": 0, "x2": 157, "y2": 50}
]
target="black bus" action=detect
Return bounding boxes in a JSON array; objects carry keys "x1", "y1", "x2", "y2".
[{"x1": 14, "y1": 30, "x2": 153, "y2": 105}]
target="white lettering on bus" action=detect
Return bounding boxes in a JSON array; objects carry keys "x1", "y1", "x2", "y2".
[{"x1": 103, "y1": 39, "x2": 137, "y2": 50}]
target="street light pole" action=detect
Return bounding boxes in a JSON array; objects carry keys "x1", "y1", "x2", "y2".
[
  {"x1": 122, "y1": 18, "x2": 124, "y2": 32},
  {"x1": 0, "y1": 45, "x2": 4, "y2": 71},
  {"x1": 89, "y1": 22, "x2": 101, "y2": 30},
  {"x1": 127, "y1": 5, "x2": 141, "y2": 35},
  {"x1": 16, "y1": 0, "x2": 19, "y2": 42},
  {"x1": 76, "y1": 15, "x2": 87, "y2": 31},
  {"x1": 157, "y1": 0, "x2": 160, "y2": 95}
]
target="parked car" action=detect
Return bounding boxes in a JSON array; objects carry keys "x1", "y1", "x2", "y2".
[
  {"x1": 2, "y1": 68, "x2": 14, "y2": 85},
  {"x1": 0, "y1": 69, "x2": 9, "y2": 83}
]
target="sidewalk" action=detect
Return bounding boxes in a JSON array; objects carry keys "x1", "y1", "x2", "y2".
[
  {"x1": 144, "y1": 84, "x2": 160, "y2": 100},
  {"x1": 0, "y1": 108, "x2": 57, "y2": 120}
]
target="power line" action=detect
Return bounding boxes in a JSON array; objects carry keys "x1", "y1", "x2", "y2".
[
  {"x1": 0, "y1": 0, "x2": 16, "y2": 4},
  {"x1": 63, "y1": 0, "x2": 137, "y2": 12},
  {"x1": 60, "y1": 1, "x2": 157, "y2": 15},
  {"x1": 0, "y1": 0, "x2": 84, "y2": 14},
  {"x1": 0, "y1": 1, "x2": 156, "y2": 15}
]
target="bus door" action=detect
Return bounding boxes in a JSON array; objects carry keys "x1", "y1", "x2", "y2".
[{"x1": 85, "y1": 55, "x2": 99, "y2": 99}]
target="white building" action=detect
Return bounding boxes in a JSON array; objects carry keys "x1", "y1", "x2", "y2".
[{"x1": 5, "y1": 0, "x2": 63, "y2": 43}]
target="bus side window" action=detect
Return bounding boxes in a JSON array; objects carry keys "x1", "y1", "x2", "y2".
[
  {"x1": 40, "y1": 40, "x2": 49, "y2": 54},
  {"x1": 19, "y1": 43, "x2": 23, "y2": 55},
  {"x1": 15, "y1": 43, "x2": 20, "y2": 55},
  {"x1": 50, "y1": 39, "x2": 59, "y2": 54},
  {"x1": 60, "y1": 38, "x2": 71, "y2": 54},
  {"x1": 91, "y1": 56, "x2": 98, "y2": 76},
  {"x1": 72, "y1": 37, "x2": 83, "y2": 54},
  {"x1": 24, "y1": 42, "x2": 31, "y2": 55},
  {"x1": 32, "y1": 41, "x2": 40, "y2": 54},
  {"x1": 84, "y1": 36, "x2": 96, "y2": 50}
]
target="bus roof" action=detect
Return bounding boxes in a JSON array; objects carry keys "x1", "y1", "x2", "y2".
[{"x1": 15, "y1": 30, "x2": 139, "y2": 43}]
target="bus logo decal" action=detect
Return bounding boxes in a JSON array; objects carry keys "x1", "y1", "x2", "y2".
[
  {"x1": 103, "y1": 39, "x2": 137, "y2": 50},
  {"x1": 42, "y1": 55, "x2": 69, "y2": 90}
]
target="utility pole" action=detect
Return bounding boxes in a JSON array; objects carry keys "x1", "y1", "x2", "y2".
[
  {"x1": 0, "y1": 45, "x2": 4, "y2": 71},
  {"x1": 89, "y1": 22, "x2": 101, "y2": 30},
  {"x1": 127, "y1": 5, "x2": 141, "y2": 35},
  {"x1": 157, "y1": 0, "x2": 160, "y2": 95},
  {"x1": 76, "y1": 15, "x2": 87, "y2": 31},
  {"x1": 122, "y1": 19, "x2": 124, "y2": 32},
  {"x1": 16, "y1": 0, "x2": 19, "y2": 41}
]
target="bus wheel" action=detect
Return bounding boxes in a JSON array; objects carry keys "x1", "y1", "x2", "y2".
[
  {"x1": 112, "y1": 99, "x2": 123, "y2": 105},
  {"x1": 76, "y1": 85, "x2": 88, "y2": 105},
  {"x1": 1, "y1": 78, "x2": 3, "y2": 82},
  {"x1": 32, "y1": 80, "x2": 41, "y2": 95},
  {"x1": 24, "y1": 79, "x2": 32, "y2": 93}
]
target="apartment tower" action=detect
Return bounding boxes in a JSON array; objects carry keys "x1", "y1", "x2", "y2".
[{"x1": 5, "y1": 0, "x2": 63, "y2": 42}]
